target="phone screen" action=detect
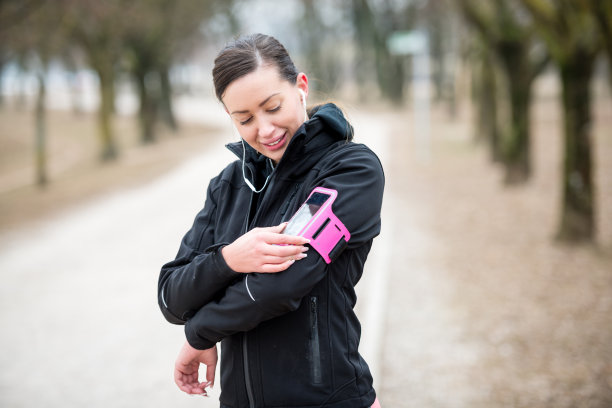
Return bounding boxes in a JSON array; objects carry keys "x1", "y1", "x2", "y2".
[{"x1": 283, "y1": 192, "x2": 330, "y2": 236}]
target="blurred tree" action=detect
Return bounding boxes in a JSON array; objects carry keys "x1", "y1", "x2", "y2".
[
  {"x1": 62, "y1": 0, "x2": 129, "y2": 161},
  {"x1": 470, "y1": 39, "x2": 502, "y2": 162},
  {"x1": 59, "y1": 48, "x2": 87, "y2": 115},
  {"x1": 123, "y1": 0, "x2": 236, "y2": 144},
  {"x1": 0, "y1": 0, "x2": 66, "y2": 186},
  {"x1": 0, "y1": 50, "x2": 6, "y2": 109},
  {"x1": 0, "y1": 0, "x2": 43, "y2": 110},
  {"x1": 422, "y1": 0, "x2": 460, "y2": 117},
  {"x1": 351, "y1": 0, "x2": 409, "y2": 104},
  {"x1": 592, "y1": 0, "x2": 612, "y2": 90},
  {"x1": 298, "y1": 0, "x2": 344, "y2": 96},
  {"x1": 519, "y1": 0, "x2": 601, "y2": 242},
  {"x1": 458, "y1": 0, "x2": 549, "y2": 184},
  {"x1": 123, "y1": 0, "x2": 216, "y2": 144}
]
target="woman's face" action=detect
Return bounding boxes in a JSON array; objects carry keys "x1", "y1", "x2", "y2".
[{"x1": 222, "y1": 65, "x2": 308, "y2": 164}]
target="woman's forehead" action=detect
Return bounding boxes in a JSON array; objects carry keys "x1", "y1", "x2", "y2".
[{"x1": 223, "y1": 66, "x2": 290, "y2": 108}]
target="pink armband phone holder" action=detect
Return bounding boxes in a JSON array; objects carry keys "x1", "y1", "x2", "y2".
[{"x1": 283, "y1": 187, "x2": 350, "y2": 263}]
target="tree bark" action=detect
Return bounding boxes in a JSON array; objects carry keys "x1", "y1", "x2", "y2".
[
  {"x1": 499, "y1": 43, "x2": 532, "y2": 184},
  {"x1": 158, "y1": 66, "x2": 177, "y2": 131},
  {"x1": 557, "y1": 52, "x2": 596, "y2": 242},
  {"x1": 95, "y1": 59, "x2": 118, "y2": 161},
  {"x1": 0, "y1": 59, "x2": 4, "y2": 108},
  {"x1": 35, "y1": 72, "x2": 47, "y2": 187},
  {"x1": 135, "y1": 69, "x2": 157, "y2": 144},
  {"x1": 474, "y1": 47, "x2": 501, "y2": 162}
]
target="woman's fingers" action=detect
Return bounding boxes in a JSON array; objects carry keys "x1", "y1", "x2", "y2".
[
  {"x1": 222, "y1": 223, "x2": 312, "y2": 273},
  {"x1": 267, "y1": 242, "x2": 309, "y2": 257},
  {"x1": 266, "y1": 231, "x2": 310, "y2": 246},
  {"x1": 263, "y1": 253, "x2": 307, "y2": 267},
  {"x1": 259, "y1": 258, "x2": 298, "y2": 273},
  {"x1": 175, "y1": 369, "x2": 203, "y2": 394}
]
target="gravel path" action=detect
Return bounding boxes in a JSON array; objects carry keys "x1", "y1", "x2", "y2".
[
  {"x1": 0, "y1": 142, "x2": 235, "y2": 407},
  {"x1": 1, "y1": 96, "x2": 610, "y2": 408}
]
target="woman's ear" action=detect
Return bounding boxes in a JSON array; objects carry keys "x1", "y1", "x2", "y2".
[{"x1": 296, "y1": 72, "x2": 309, "y2": 99}]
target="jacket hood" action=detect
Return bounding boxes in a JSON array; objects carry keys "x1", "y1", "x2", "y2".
[
  {"x1": 306, "y1": 103, "x2": 353, "y2": 142},
  {"x1": 226, "y1": 103, "x2": 353, "y2": 172}
]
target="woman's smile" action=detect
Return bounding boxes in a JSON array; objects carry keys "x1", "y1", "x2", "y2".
[
  {"x1": 222, "y1": 65, "x2": 308, "y2": 163},
  {"x1": 263, "y1": 132, "x2": 288, "y2": 150}
]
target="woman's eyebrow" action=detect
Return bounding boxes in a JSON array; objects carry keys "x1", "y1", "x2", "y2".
[{"x1": 231, "y1": 93, "x2": 280, "y2": 115}]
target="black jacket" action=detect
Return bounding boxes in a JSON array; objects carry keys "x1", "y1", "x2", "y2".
[{"x1": 158, "y1": 104, "x2": 385, "y2": 408}]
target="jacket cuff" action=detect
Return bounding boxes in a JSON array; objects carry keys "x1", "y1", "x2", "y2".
[
  {"x1": 207, "y1": 243, "x2": 239, "y2": 278},
  {"x1": 185, "y1": 322, "x2": 216, "y2": 350}
]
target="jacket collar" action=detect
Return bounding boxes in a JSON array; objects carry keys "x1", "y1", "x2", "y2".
[{"x1": 226, "y1": 103, "x2": 352, "y2": 177}]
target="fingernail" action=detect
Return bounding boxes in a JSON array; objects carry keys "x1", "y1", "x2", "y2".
[
  {"x1": 299, "y1": 253, "x2": 307, "y2": 259},
  {"x1": 301, "y1": 246, "x2": 309, "y2": 252}
]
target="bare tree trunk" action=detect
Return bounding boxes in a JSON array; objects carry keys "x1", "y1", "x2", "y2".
[
  {"x1": 500, "y1": 45, "x2": 532, "y2": 184},
  {"x1": 96, "y1": 60, "x2": 118, "y2": 161},
  {"x1": 136, "y1": 69, "x2": 157, "y2": 144},
  {"x1": 351, "y1": 0, "x2": 377, "y2": 101},
  {"x1": 504, "y1": 85, "x2": 531, "y2": 183},
  {"x1": 158, "y1": 66, "x2": 177, "y2": 131},
  {"x1": 0, "y1": 59, "x2": 5, "y2": 108},
  {"x1": 557, "y1": 53, "x2": 596, "y2": 242},
  {"x1": 473, "y1": 46, "x2": 501, "y2": 162},
  {"x1": 35, "y1": 72, "x2": 47, "y2": 187},
  {"x1": 351, "y1": 0, "x2": 405, "y2": 103},
  {"x1": 593, "y1": 1, "x2": 612, "y2": 92}
]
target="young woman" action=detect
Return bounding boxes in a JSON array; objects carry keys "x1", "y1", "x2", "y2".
[{"x1": 158, "y1": 33, "x2": 384, "y2": 408}]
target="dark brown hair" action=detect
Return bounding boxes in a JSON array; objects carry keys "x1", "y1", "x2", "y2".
[{"x1": 212, "y1": 33, "x2": 299, "y2": 102}]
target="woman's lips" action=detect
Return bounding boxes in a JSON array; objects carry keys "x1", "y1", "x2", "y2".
[{"x1": 263, "y1": 133, "x2": 287, "y2": 151}]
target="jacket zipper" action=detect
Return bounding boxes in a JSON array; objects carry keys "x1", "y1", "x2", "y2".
[
  {"x1": 241, "y1": 161, "x2": 281, "y2": 407},
  {"x1": 243, "y1": 190, "x2": 256, "y2": 408},
  {"x1": 310, "y1": 296, "x2": 322, "y2": 384},
  {"x1": 243, "y1": 332, "x2": 256, "y2": 408}
]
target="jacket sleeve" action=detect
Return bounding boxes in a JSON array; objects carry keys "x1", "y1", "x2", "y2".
[
  {"x1": 184, "y1": 145, "x2": 384, "y2": 349},
  {"x1": 158, "y1": 178, "x2": 241, "y2": 324}
]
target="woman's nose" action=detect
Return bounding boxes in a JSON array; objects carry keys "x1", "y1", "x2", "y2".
[{"x1": 257, "y1": 118, "x2": 275, "y2": 139}]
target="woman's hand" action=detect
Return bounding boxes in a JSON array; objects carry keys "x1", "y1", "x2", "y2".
[
  {"x1": 174, "y1": 341, "x2": 218, "y2": 396},
  {"x1": 222, "y1": 223, "x2": 310, "y2": 273}
]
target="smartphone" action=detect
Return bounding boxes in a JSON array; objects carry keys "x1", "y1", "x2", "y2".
[{"x1": 283, "y1": 187, "x2": 350, "y2": 263}]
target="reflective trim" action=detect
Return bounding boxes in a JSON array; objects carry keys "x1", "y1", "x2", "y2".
[
  {"x1": 161, "y1": 286, "x2": 169, "y2": 308},
  {"x1": 245, "y1": 275, "x2": 256, "y2": 301}
]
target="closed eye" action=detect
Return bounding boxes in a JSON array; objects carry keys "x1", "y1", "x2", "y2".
[{"x1": 239, "y1": 105, "x2": 280, "y2": 125}]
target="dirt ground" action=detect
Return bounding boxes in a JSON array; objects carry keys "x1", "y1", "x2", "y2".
[
  {"x1": 1, "y1": 87, "x2": 611, "y2": 407},
  {"x1": 378, "y1": 89, "x2": 612, "y2": 407},
  {"x1": 0, "y1": 106, "x2": 223, "y2": 235}
]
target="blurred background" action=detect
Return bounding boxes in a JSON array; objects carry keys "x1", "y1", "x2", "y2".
[{"x1": 0, "y1": 0, "x2": 611, "y2": 407}]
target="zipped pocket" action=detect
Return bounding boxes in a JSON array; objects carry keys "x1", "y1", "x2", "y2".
[{"x1": 309, "y1": 296, "x2": 322, "y2": 384}]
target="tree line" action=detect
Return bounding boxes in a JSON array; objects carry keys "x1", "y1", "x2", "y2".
[
  {"x1": 0, "y1": 0, "x2": 610, "y2": 244},
  {"x1": 0, "y1": 0, "x2": 425, "y2": 184},
  {"x1": 299, "y1": 0, "x2": 612, "y2": 244},
  {"x1": 455, "y1": 0, "x2": 611, "y2": 243},
  {"x1": 0, "y1": 0, "x2": 235, "y2": 179}
]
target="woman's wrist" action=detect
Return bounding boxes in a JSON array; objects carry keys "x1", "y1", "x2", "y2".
[{"x1": 221, "y1": 243, "x2": 240, "y2": 273}]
